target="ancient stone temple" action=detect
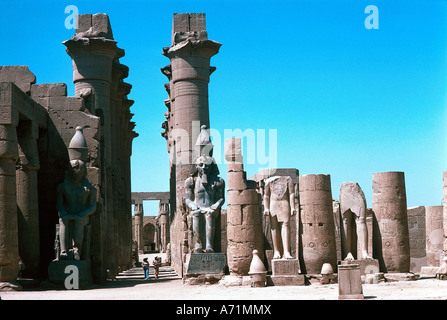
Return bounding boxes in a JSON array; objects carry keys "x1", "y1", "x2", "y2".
[
  {"x1": 131, "y1": 192, "x2": 171, "y2": 253},
  {"x1": 161, "y1": 13, "x2": 222, "y2": 276},
  {"x1": 0, "y1": 13, "x2": 137, "y2": 290}
]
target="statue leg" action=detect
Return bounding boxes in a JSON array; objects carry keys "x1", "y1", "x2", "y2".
[
  {"x1": 342, "y1": 210, "x2": 352, "y2": 259},
  {"x1": 59, "y1": 218, "x2": 69, "y2": 259},
  {"x1": 72, "y1": 217, "x2": 88, "y2": 260},
  {"x1": 270, "y1": 216, "x2": 281, "y2": 259},
  {"x1": 205, "y1": 213, "x2": 215, "y2": 253},
  {"x1": 191, "y1": 212, "x2": 203, "y2": 253},
  {"x1": 355, "y1": 207, "x2": 371, "y2": 259},
  {"x1": 281, "y1": 221, "x2": 293, "y2": 259}
]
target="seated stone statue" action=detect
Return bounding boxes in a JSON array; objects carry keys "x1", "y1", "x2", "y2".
[
  {"x1": 263, "y1": 176, "x2": 296, "y2": 259},
  {"x1": 56, "y1": 127, "x2": 96, "y2": 260},
  {"x1": 185, "y1": 155, "x2": 225, "y2": 253}
]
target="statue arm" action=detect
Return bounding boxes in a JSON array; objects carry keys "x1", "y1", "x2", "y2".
[
  {"x1": 263, "y1": 181, "x2": 270, "y2": 215},
  {"x1": 289, "y1": 179, "x2": 296, "y2": 215},
  {"x1": 210, "y1": 178, "x2": 225, "y2": 210},
  {"x1": 56, "y1": 183, "x2": 69, "y2": 218},
  {"x1": 185, "y1": 177, "x2": 198, "y2": 211},
  {"x1": 79, "y1": 186, "x2": 97, "y2": 217}
]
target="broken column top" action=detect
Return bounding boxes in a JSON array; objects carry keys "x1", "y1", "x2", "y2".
[
  {"x1": 74, "y1": 13, "x2": 114, "y2": 40},
  {"x1": 171, "y1": 13, "x2": 208, "y2": 46}
]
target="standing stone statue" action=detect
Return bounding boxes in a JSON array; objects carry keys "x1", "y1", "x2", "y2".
[
  {"x1": 263, "y1": 176, "x2": 296, "y2": 259},
  {"x1": 185, "y1": 155, "x2": 225, "y2": 253},
  {"x1": 56, "y1": 126, "x2": 97, "y2": 260},
  {"x1": 339, "y1": 182, "x2": 372, "y2": 260}
]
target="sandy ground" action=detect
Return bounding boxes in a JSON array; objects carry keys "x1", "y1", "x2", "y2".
[{"x1": 1, "y1": 253, "x2": 447, "y2": 301}]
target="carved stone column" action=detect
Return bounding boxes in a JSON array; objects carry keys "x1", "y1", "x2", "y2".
[
  {"x1": 16, "y1": 121, "x2": 40, "y2": 278},
  {"x1": 134, "y1": 203, "x2": 144, "y2": 254},
  {"x1": 162, "y1": 13, "x2": 221, "y2": 275},
  {"x1": 299, "y1": 174, "x2": 337, "y2": 274},
  {"x1": 372, "y1": 171, "x2": 410, "y2": 273},
  {"x1": 159, "y1": 201, "x2": 169, "y2": 253},
  {"x1": 64, "y1": 13, "x2": 125, "y2": 282},
  {"x1": 0, "y1": 121, "x2": 20, "y2": 288},
  {"x1": 225, "y1": 138, "x2": 263, "y2": 276}
]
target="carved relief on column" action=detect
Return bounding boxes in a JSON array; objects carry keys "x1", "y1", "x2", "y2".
[
  {"x1": 372, "y1": 171, "x2": 410, "y2": 273},
  {"x1": 299, "y1": 174, "x2": 337, "y2": 274}
]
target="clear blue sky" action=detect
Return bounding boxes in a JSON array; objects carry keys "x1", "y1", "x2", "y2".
[{"x1": 1, "y1": 0, "x2": 446, "y2": 215}]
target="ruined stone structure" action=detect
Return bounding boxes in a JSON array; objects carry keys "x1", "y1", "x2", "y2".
[
  {"x1": 161, "y1": 13, "x2": 221, "y2": 276},
  {"x1": 0, "y1": 13, "x2": 137, "y2": 289},
  {"x1": 131, "y1": 192, "x2": 170, "y2": 253},
  {"x1": 422, "y1": 206, "x2": 444, "y2": 273},
  {"x1": 225, "y1": 138, "x2": 263, "y2": 276},
  {"x1": 298, "y1": 174, "x2": 337, "y2": 274},
  {"x1": 407, "y1": 206, "x2": 426, "y2": 272},
  {"x1": 372, "y1": 171, "x2": 410, "y2": 273}
]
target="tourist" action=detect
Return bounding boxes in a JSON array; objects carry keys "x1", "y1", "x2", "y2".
[
  {"x1": 142, "y1": 258, "x2": 149, "y2": 279},
  {"x1": 153, "y1": 256, "x2": 161, "y2": 279}
]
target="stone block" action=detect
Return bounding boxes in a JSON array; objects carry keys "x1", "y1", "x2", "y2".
[
  {"x1": 268, "y1": 274, "x2": 306, "y2": 286},
  {"x1": 76, "y1": 14, "x2": 92, "y2": 34},
  {"x1": 173, "y1": 13, "x2": 190, "y2": 33},
  {"x1": 271, "y1": 259, "x2": 300, "y2": 275},
  {"x1": 227, "y1": 205, "x2": 242, "y2": 225},
  {"x1": 185, "y1": 253, "x2": 226, "y2": 275},
  {"x1": 224, "y1": 138, "x2": 242, "y2": 162},
  {"x1": 31, "y1": 83, "x2": 67, "y2": 98},
  {"x1": 189, "y1": 13, "x2": 206, "y2": 32},
  {"x1": 339, "y1": 259, "x2": 379, "y2": 275},
  {"x1": 47, "y1": 260, "x2": 92, "y2": 289},
  {"x1": 420, "y1": 266, "x2": 440, "y2": 276},
  {"x1": 0, "y1": 66, "x2": 36, "y2": 94},
  {"x1": 0, "y1": 106, "x2": 19, "y2": 126},
  {"x1": 227, "y1": 189, "x2": 258, "y2": 206},
  {"x1": 227, "y1": 171, "x2": 247, "y2": 190},
  {"x1": 92, "y1": 13, "x2": 113, "y2": 39},
  {"x1": 338, "y1": 264, "x2": 364, "y2": 299},
  {"x1": 227, "y1": 162, "x2": 243, "y2": 172}
]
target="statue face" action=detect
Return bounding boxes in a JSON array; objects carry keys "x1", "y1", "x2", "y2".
[
  {"x1": 70, "y1": 160, "x2": 86, "y2": 180},
  {"x1": 196, "y1": 161, "x2": 211, "y2": 176}
]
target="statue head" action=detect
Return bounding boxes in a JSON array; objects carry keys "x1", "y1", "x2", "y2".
[
  {"x1": 69, "y1": 159, "x2": 87, "y2": 181},
  {"x1": 194, "y1": 155, "x2": 219, "y2": 185}
]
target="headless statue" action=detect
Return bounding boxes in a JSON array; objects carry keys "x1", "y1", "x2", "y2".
[
  {"x1": 263, "y1": 176, "x2": 296, "y2": 259},
  {"x1": 340, "y1": 182, "x2": 372, "y2": 260},
  {"x1": 185, "y1": 155, "x2": 225, "y2": 253}
]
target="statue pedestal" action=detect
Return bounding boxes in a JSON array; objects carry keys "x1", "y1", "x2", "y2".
[
  {"x1": 184, "y1": 253, "x2": 227, "y2": 285},
  {"x1": 48, "y1": 260, "x2": 92, "y2": 289},
  {"x1": 338, "y1": 263, "x2": 364, "y2": 299},
  {"x1": 339, "y1": 258, "x2": 379, "y2": 275},
  {"x1": 268, "y1": 259, "x2": 306, "y2": 286}
]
